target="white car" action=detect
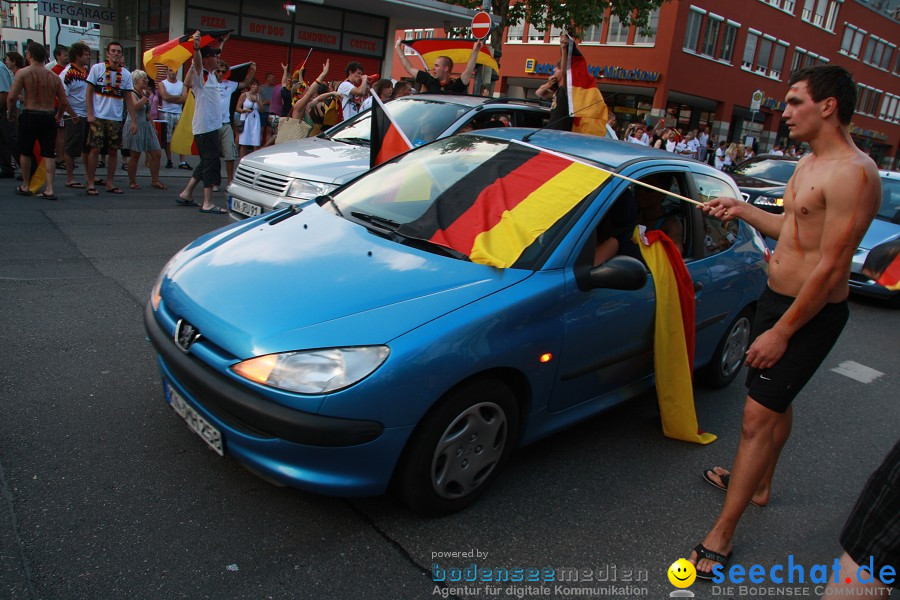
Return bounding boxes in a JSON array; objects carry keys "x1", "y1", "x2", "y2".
[{"x1": 226, "y1": 94, "x2": 550, "y2": 221}]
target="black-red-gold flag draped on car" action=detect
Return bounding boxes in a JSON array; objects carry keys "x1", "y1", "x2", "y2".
[
  {"x1": 398, "y1": 142, "x2": 610, "y2": 268},
  {"x1": 143, "y1": 29, "x2": 231, "y2": 80},
  {"x1": 862, "y1": 238, "x2": 900, "y2": 291}
]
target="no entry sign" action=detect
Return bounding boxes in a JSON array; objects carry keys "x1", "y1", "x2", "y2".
[{"x1": 471, "y1": 11, "x2": 492, "y2": 40}]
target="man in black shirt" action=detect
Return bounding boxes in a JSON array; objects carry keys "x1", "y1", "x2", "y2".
[{"x1": 394, "y1": 38, "x2": 483, "y2": 94}]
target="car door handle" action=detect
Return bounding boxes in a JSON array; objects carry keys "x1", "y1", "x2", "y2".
[{"x1": 694, "y1": 281, "x2": 704, "y2": 292}]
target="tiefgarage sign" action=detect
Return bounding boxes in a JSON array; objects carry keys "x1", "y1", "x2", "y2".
[{"x1": 38, "y1": 0, "x2": 117, "y2": 26}]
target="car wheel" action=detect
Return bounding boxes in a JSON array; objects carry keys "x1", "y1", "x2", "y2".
[
  {"x1": 395, "y1": 378, "x2": 519, "y2": 516},
  {"x1": 702, "y1": 306, "x2": 754, "y2": 389}
]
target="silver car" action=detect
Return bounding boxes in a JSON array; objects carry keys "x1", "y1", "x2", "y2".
[{"x1": 226, "y1": 95, "x2": 549, "y2": 221}]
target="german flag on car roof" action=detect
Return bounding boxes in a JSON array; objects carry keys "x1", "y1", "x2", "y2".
[
  {"x1": 143, "y1": 29, "x2": 231, "y2": 80},
  {"x1": 401, "y1": 39, "x2": 499, "y2": 72},
  {"x1": 566, "y1": 38, "x2": 608, "y2": 136},
  {"x1": 398, "y1": 142, "x2": 610, "y2": 268}
]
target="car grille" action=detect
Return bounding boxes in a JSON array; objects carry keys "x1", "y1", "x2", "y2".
[{"x1": 234, "y1": 165, "x2": 291, "y2": 196}]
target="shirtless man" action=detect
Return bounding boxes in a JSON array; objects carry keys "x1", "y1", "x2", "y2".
[
  {"x1": 690, "y1": 65, "x2": 881, "y2": 578},
  {"x1": 6, "y1": 42, "x2": 74, "y2": 199}
]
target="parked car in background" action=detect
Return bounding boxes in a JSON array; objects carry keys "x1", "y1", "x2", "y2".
[
  {"x1": 728, "y1": 154, "x2": 799, "y2": 214},
  {"x1": 147, "y1": 130, "x2": 768, "y2": 515},
  {"x1": 850, "y1": 170, "x2": 900, "y2": 306},
  {"x1": 226, "y1": 95, "x2": 550, "y2": 221}
]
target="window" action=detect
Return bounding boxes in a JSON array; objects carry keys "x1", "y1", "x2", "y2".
[
  {"x1": 770, "y1": 42, "x2": 788, "y2": 79},
  {"x1": 791, "y1": 48, "x2": 828, "y2": 72},
  {"x1": 605, "y1": 13, "x2": 629, "y2": 44},
  {"x1": 548, "y1": 21, "x2": 563, "y2": 44},
  {"x1": 693, "y1": 173, "x2": 740, "y2": 257},
  {"x1": 701, "y1": 16, "x2": 721, "y2": 56},
  {"x1": 802, "y1": 0, "x2": 840, "y2": 31},
  {"x1": 840, "y1": 24, "x2": 866, "y2": 59},
  {"x1": 506, "y1": 19, "x2": 523, "y2": 43},
  {"x1": 719, "y1": 21, "x2": 739, "y2": 62},
  {"x1": 634, "y1": 8, "x2": 659, "y2": 45},
  {"x1": 683, "y1": 8, "x2": 704, "y2": 52},
  {"x1": 863, "y1": 36, "x2": 894, "y2": 70},
  {"x1": 856, "y1": 84, "x2": 882, "y2": 116},
  {"x1": 761, "y1": 0, "x2": 796, "y2": 12},
  {"x1": 742, "y1": 31, "x2": 759, "y2": 69},
  {"x1": 527, "y1": 11, "x2": 546, "y2": 43},
  {"x1": 582, "y1": 22, "x2": 602, "y2": 43},
  {"x1": 879, "y1": 94, "x2": 899, "y2": 122},
  {"x1": 756, "y1": 37, "x2": 773, "y2": 73}
]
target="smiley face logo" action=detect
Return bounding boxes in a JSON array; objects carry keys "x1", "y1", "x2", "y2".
[{"x1": 668, "y1": 558, "x2": 696, "y2": 588}]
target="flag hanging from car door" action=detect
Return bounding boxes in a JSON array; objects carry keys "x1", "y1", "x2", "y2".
[{"x1": 633, "y1": 225, "x2": 717, "y2": 445}]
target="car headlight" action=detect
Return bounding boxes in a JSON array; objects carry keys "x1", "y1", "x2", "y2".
[
  {"x1": 150, "y1": 247, "x2": 189, "y2": 310},
  {"x1": 755, "y1": 195, "x2": 783, "y2": 207},
  {"x1": 232, "y1": 346, "x2": 390, "y2": 394},
  {"x1": 286, "y1": 179, "x2": 338, "y2": 200}
]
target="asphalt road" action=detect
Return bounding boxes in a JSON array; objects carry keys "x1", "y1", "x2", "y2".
[{"x1": 1, "y1": 171, "x2": 897, "y2": 600}]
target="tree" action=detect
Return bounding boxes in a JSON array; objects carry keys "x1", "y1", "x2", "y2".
[{"x1": 447, "y1": 0, "x2": 671, "y2": 56}]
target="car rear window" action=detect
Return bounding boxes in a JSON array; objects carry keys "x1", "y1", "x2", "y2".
[
  {"x1": 327, "y1": 98, "x2": 471, "y2": 146},
  {"x1": 731, "y1": 159, "x2": 797, "y2": 183}
]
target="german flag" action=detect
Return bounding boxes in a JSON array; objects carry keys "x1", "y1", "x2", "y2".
[
  {"x1": 370, "y1": 92, "x2": 412, "y2": 168},
  {"x1": 27, "y1": 140, "x2": 46, "y2": 193},
  {"x1": 566, "y1": 39, "x2": 608, "y2": 136},
  {"x1": 633, "y1": 225, "x2": 716, "y2": 445},
  {"x1": 143, "y1": 29, "x2": 231, "y2": 81},
  {"x1": 401, "y1": 39, "x2": 499, "y2": 72},
  {"x1": 170, "y1": 91, "x2": 199, "y2": 156},
  {"x1": 398, "y1": 142, "x2": 609, "y2": 268},
  {"x1": 862, "y1": 238, "x2": 900, "y2": 291}
]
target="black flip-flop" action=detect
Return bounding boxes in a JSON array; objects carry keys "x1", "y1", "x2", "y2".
[
  {"x1": 85, "y1": 187, "x2": 99, "y2": 196},
  {"x1": 703, "y1": 469, "x2": 764, "y2": 507},
  {"x1": 106, "y1": 186, "x2": 124, "y2": 194},
  {"x1": 693, "y1": 543, "x2": 733, "y2": 580},
  {"x1": 199, "y1": 206, "x2": 227, "y2": 214},
  {"x1": 35, "y1": 192, "x2": 58, "y2": 200},
  {"x1": 65, "y1": 182, "x2": 85, "y2": 189},
  {"x1": 15, "y1": 186, "x2": 32, "y2": 196},
  {"x1": 175, "y1": 197, "x2": 196, "y2": 206}
]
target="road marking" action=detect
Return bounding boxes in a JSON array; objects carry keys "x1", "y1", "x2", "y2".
[{"x1": 830, "y1": 361, "x2": 884, "y2": 384}]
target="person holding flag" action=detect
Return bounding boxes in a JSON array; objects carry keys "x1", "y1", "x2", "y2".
[
  {"x1": 394, "y1": 37, "x2": 483, "y2": 94},
  {"x1": 176, "y1": 31, "x2": 229, "y2": 213},
  {"x1": 536, "y1": 32, "x2": 608, "y2": 136},
  {"x1": 6, "y1": 42, "x2": 75, "y2": 200}
]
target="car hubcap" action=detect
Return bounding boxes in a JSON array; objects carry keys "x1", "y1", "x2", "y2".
[
  {"x1": 721, "y1": 317, "x2": 751, "y2": 378},
  {"x1": 431, "y1": 402, "x2": 508, "y2": 500}
]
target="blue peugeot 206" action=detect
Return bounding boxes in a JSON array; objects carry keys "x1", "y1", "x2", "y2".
[{"x1": 145, "y1": 129, "x2": 768, "y2": 515}]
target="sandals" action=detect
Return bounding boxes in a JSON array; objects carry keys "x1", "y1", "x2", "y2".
[
  {"x1": 35, "y1": 192, "x2": 58, "y2": 200},
  {"x1": 106, "y1": 186, "x2": 124, "y2": 194},
  {"x1": 65, "y1": 182, "x2": 85, "y2": 189},
  {"x1": 15, "y1": 186, "x2": 32, "y2": 196},
  {"x1": 129, "y1": 183, "x2": 141, "y2": 189},
  {"x1": 86, "y1": 187, "x2": 99, "y2": 196},
  {"x1": 175, "y1": 197, "x2": 197, "y2": 206},
  {"x1": 199, "y1": 206, "x2": 227, "y2": 214},
  {"x1": 703, "y1": 469, "x2": 765, "y2": 507},
  {"x1": 150, "y1": 182, "x2": 167, "y2": 190},
  {"x1": 693, "y1": 543, "x2": 733, "y2": 580}
]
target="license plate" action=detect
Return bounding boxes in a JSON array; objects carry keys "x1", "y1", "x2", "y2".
[
  {"x1": 166, "y1": 382, "x2": 224, "y2": 456},
  {"x1": 230, "y1": 197, "x2": 262, "y2": 217}
]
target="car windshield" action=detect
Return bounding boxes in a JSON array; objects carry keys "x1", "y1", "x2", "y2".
[
  {"x1": 877, "y1": 175, "x2": 900, "y2": 222},
  {"x1": 326, "y1": 98, "x2": 472, "y2": 147},
  {"x1": 324, "y1": 136, "x2": 610, "y2": 269},
  {"x1": 732, "y1": 158, "x2": 797, "y2": 183}
]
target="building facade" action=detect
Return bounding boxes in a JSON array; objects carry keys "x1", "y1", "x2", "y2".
[{"x1": 495, "y1": 0, "x2": 899, "y2": 168}]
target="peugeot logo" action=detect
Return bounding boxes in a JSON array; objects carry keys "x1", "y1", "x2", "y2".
[{"x1": 174, "y1": 319, "x2": 201, "y2": 353}]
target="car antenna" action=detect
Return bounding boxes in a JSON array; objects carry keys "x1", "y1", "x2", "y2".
[{"x1": 521, "y1": 93, "x2": 619, "y2": 143}]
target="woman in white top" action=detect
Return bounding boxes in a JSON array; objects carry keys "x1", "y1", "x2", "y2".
[{"x1": 237, "y1": 80, "x2": 262, "y2": 156}]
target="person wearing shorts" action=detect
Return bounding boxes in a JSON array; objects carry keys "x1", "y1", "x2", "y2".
[
  {"x1": 84, "y1": 41, "x2": 136, "y2": 195},
  {"x1": 691, "y1": 65, "x2": 882, "y2": 580},
  {"x1": 60, "y1": 42, "x2": 91, "y2": 189},
  {"x1": 159, "y1": 69, "x2": 189, "y2": 169},
  {"x1": 744, "y1": 287, "x2": 849, "y2": 413}
]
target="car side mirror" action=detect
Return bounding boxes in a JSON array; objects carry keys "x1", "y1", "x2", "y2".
[{"x1": 585, "y1": 256, "x2": 648, "y2": 291}]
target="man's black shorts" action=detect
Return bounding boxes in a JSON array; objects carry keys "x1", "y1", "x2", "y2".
[
  {"x1": 840, "y1": 440, "x2": 900, "y2": 588},
  {"x1": 745, "y1": 287, "x2": 848, "y2": 413},
  {"x1": 18, "y1": 110, "x2": 58, "y2": 159}
]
